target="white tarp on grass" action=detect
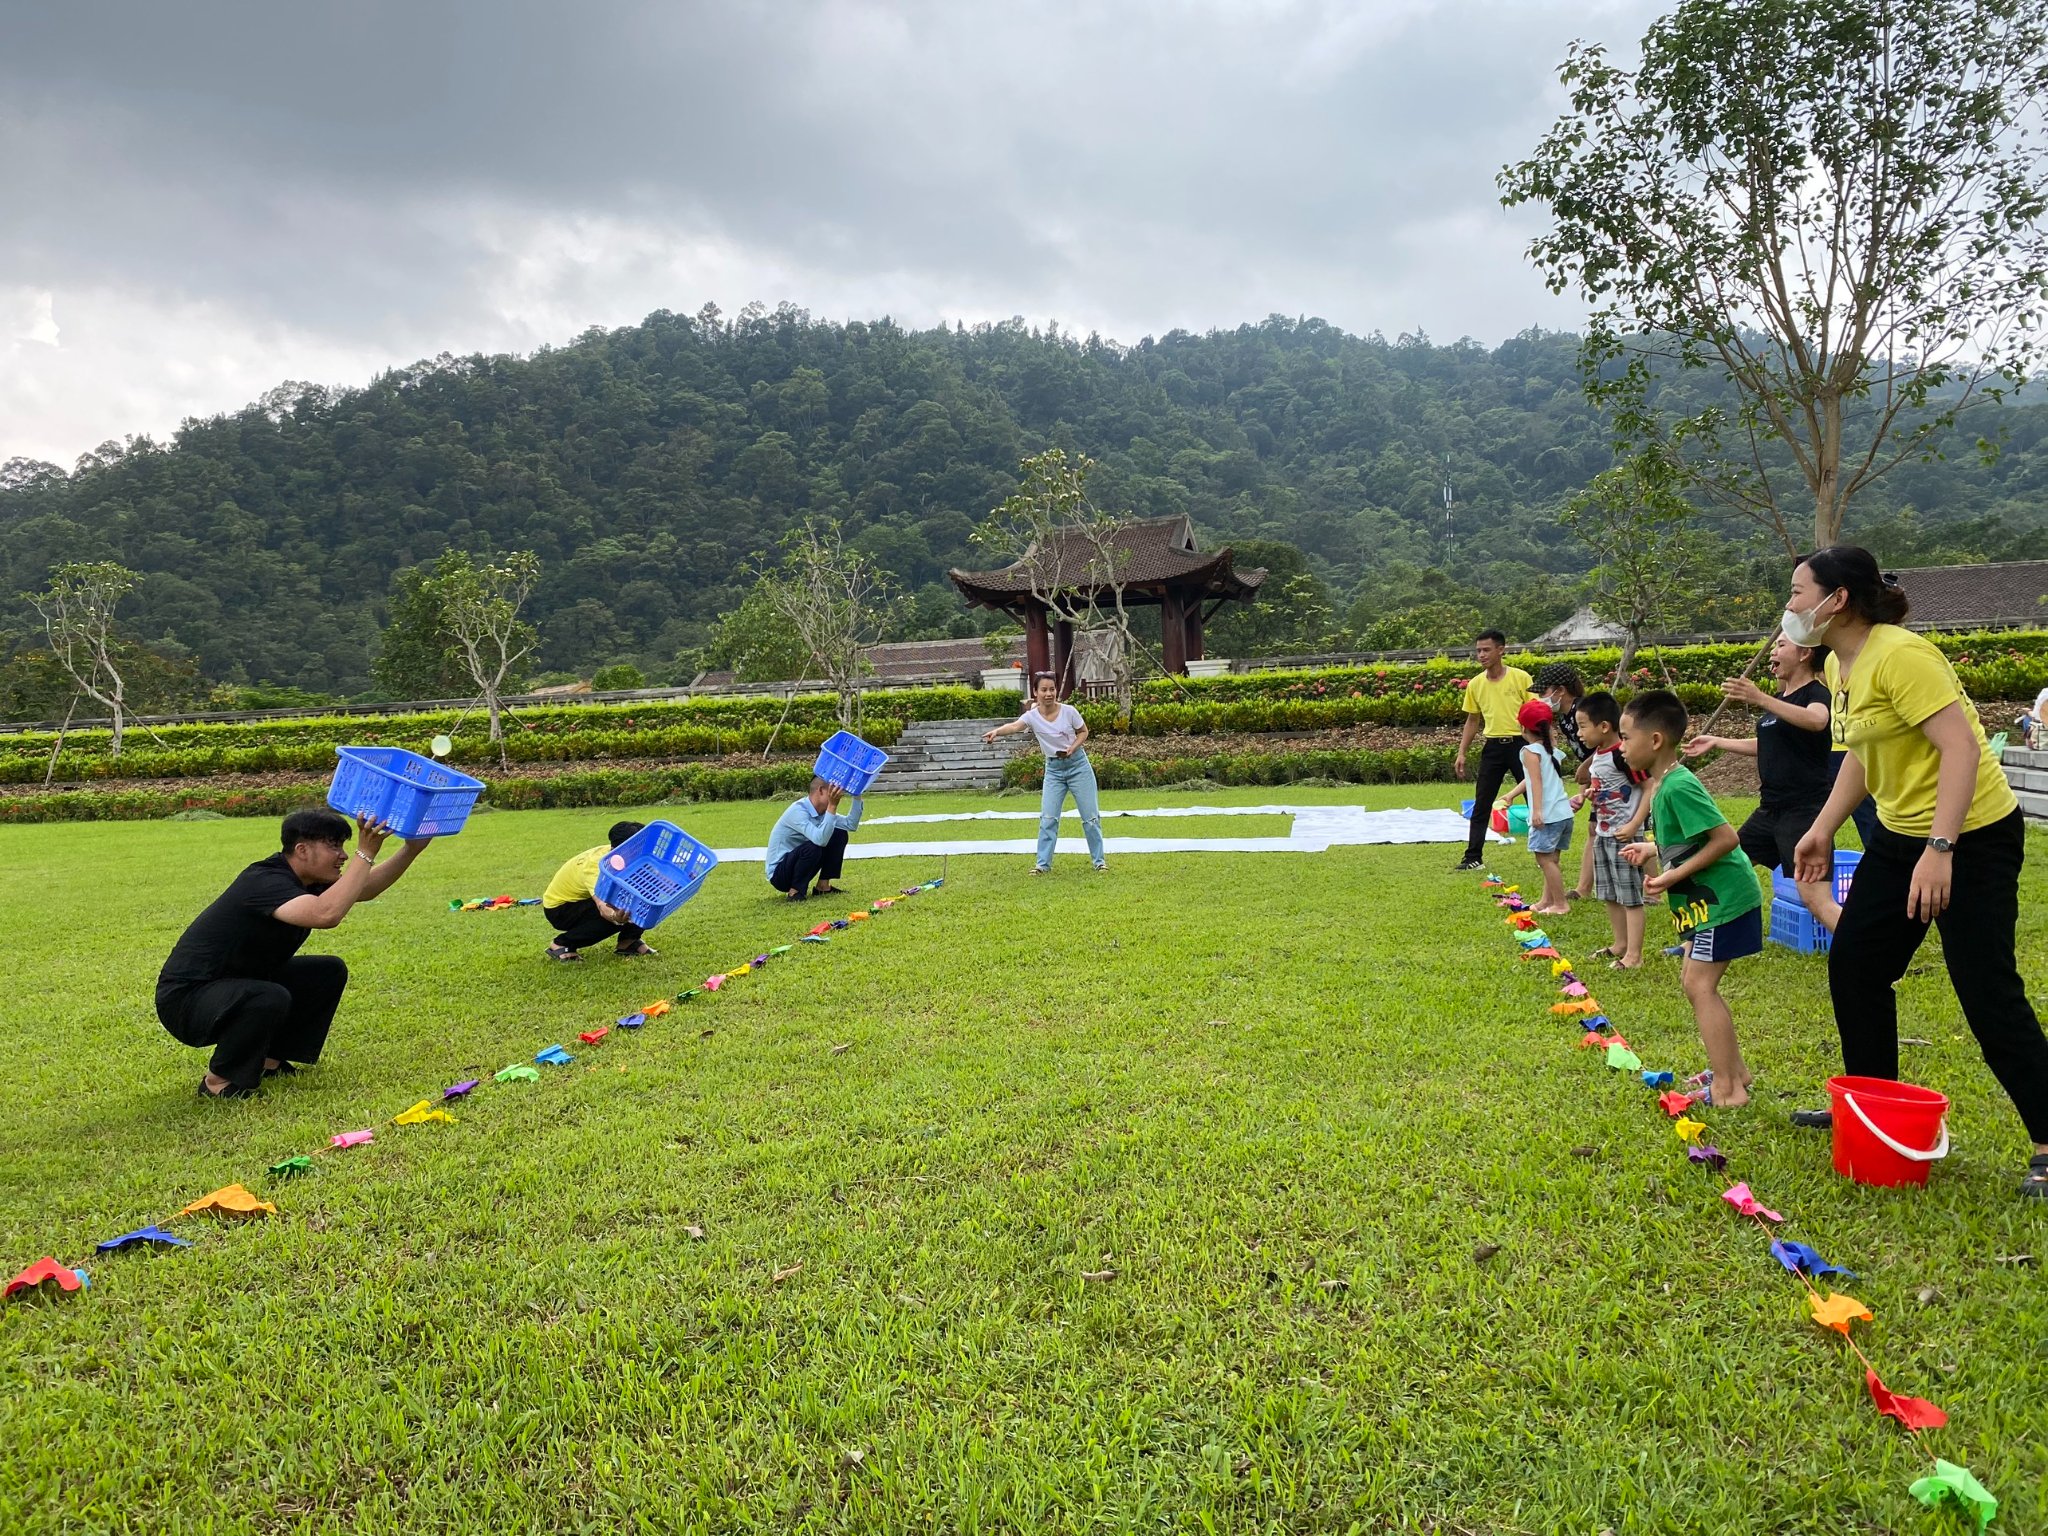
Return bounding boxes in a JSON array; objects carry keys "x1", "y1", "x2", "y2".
[{"x1": 712, "y1": 804, "x2": 1507, "y2": 862}]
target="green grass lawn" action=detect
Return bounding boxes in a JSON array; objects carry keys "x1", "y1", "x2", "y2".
[{"x1": 2, "y1": 785, "x2": 2045, "y2": 1534}]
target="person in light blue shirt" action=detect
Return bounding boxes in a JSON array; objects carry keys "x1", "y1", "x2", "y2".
[{"x1": 764, "y1": 777, "x2": 864, "y2": 899}]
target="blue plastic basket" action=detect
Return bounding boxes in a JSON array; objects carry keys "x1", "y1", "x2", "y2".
[
  {"x1": 1768, "y1": 897, "x2": 1832, "y2": 954},
  {"x1": 1770, "y1": 848, "x2": 1861, "y2": 907},
  {"x1": 327, "y1": 747, "x2": 484, "y2": 839},
  {"x1": 593, "y1": 819, "x2": 719, "y2": 930},
  {"x1": 815, "y1": 730, "x2": 889, "y2": 794}
]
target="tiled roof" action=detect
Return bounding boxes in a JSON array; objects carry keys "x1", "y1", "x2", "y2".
[
  {"x1": 949, "y1": 514, "x2": 1266, "y2": 606},
  {"x1": 860, "y1": 636, "x2": 1023, "y2": 681},
  {"x1": 692, "y1": 637, "x2": 1025, "y2": 692},
  {"x1": 1892, "y1": 561, "x2": 2048, "y2": 627}
]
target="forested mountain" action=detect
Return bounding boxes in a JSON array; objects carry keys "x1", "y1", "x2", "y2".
[{"x1": 5, "y1": 305, "x2": 2047, "y2": 699}]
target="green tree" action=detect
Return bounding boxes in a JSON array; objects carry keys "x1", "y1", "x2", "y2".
[
  {"x1": 1563, "y1": 451, "x2": 1722, "y2": 682},
  {"x1": 1353, "y1": 602, "x2": 1487, "y2": 654},
  {"x1": 1502, "y1": 0, "x2": 2048, "y2": 549},
  {"x1": 698, "y1": 585, "x2": 812, "y2": 684},
  {"x1": 977, "y1": 450, "x2": 1144, "y2": 720},
  {"x1": 431, "y1": 551, "x2": 541, "y2": 753},
  {"x1": 1202, "y1": 541, "x2": 1338, "y2": 658},
  {"x1": 371, "y1": 563, "x2": 471, "y2": 700},
  {"x1": 26, "y1": 560, "x2": 140, "y2": 757},
  {"x1": 757, "y1": 521, "x2": 894, "y2": 726}
]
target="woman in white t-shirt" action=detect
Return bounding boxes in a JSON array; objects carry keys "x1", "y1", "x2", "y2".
[{"x1": 984, "y1": 673, "x2": 1107, "y2": 873}]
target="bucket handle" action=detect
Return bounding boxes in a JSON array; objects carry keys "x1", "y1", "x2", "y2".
[{"x1": 1841, "y1": 1091, "x2": 1949, "y2": 1163}]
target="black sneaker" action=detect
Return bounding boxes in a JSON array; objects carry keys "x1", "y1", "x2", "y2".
[
  {"x1": 2021, "y1": 1153, "x2": 2048, "y2": 1200},
  {"x1": 1453, "y1": 858, "x2": 1485, "y2": 872},
  {"x1": 1790, "y1": 1109, "x2": 1833, "y2": 1130}
]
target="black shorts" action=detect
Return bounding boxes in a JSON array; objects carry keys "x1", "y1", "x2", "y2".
[{"x1": 1738, "y1": 802, "x2": 1827, "y2": 875}]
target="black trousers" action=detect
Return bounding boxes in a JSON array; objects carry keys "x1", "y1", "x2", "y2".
[
  {"x1": 1463, "y1": 736, "x2": 1528, "y2": 861},
  {"x1": 1828, "y1": 809, "x2": 2048, "y2": 1142},
  {"x1": 157, "y1": 956, "x2": 348, "y2": 1093},
  {"x1": 1826, "y1": 751, "x2": 1881, "y2": 848},
  {"x1": 545, "y1": 899, "x2": 645, "y2": 953},
  {"x1": 770, "y1": 828, "x2": 849, "y2": 895}
]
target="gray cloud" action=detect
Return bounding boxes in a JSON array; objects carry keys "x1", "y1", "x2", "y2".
[{"x1": 0, "y1": 0, "x2": 1662, "y2": 462}]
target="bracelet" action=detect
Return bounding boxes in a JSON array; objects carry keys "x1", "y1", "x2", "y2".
[{"x1": 355, "y1": 848, "x2": 377, "y2": 868}]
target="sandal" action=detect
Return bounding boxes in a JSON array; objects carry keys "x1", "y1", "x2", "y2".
[
  {"x1": 2020, "y1": 1153, "x2": 2048, "y2": 1200},
  {"x1": 197, "y1": 1078, "x2": 256, "y2": 1100},
  {"x1": 1608, "y1": 958, "x2": 1642, "y2": 970},
  {"x1": 262, "y1": 1061, "x2": 298, "y2": 1077},
  {"x1": 545, "y1": 944, "x2": 583, "y2": 963},
  {"x1": 1790, "y1": 1109, "x2": 1833, "y2": 1130},
  {"x1": 617, "y1": 941, "x2": 658, "y2": 957},
  {"x1": 1587, "y1": 946, "x2": 1619, "y2": 960}
]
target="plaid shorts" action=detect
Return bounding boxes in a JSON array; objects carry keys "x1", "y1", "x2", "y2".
[{"x1": 1591, "y1": 834, "x2": 1645, "y2": 908}]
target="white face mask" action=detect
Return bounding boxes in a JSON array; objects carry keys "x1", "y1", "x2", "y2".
[{"x1": 1780, "y1": 594, "x2": 1836, "y2": 647}]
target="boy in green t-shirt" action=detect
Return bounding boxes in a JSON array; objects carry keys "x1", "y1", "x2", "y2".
[{"x1": 1618, "y1": 690, "x2": 1763, "y2": 1108}]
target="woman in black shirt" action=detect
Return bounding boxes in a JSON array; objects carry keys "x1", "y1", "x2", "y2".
[{"x1": 1684, "y1": 636, "x2": 1839, "y2": 929}]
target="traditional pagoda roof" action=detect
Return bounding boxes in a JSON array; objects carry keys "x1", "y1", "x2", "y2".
[{"x1": 948, "y1": 514, "x2": 1267, "y2": 609}]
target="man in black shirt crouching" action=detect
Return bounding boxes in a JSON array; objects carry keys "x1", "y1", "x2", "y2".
[{"x1": 156, "y1": 808, "x2": 434, "y2": 1099}]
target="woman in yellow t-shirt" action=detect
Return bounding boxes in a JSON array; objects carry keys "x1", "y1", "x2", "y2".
[{"x1": 1786, "y1": 546, "x2": 2047, "y2": 1198}]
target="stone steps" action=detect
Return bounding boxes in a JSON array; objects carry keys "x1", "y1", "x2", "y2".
[
  {"x1": 870, "y1": 718, "x2": 1023, "y2": 792},
  {"x1": 2001, "y1": 745, "x2": 2047, "y2": 825}
]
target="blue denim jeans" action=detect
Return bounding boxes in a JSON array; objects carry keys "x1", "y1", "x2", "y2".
[{"x1": 1038, "y1": 751, "x2": 1105, "y2": 868}]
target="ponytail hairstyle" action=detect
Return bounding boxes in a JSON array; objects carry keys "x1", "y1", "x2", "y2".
[{"x1": 1799, "y1": 546, "x2": 1910, "y2": 626}]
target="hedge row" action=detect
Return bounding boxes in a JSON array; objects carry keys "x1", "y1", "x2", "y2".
[
  {"x1": 1080, "y1": 685, "x2": 1728, "y2": 737},
  {"x1": 1134, "y1": 631, "x2": 2048, "y2": 705},
  {"x1": 0, "y1": 761, "x2": 818, "y2": 824},
  {"x1": 1003, "y1": 745, "x2": 1459, "y2": 790},
  {"x1": 0, "y1": 687, "x2": 1015, "y2": 762},
  {"x1": 8, "y1": 627, "x2": 2041, "y2": 781},
  {"x1": 0, "y1": 718, "x2": 902, "y2": 786}
]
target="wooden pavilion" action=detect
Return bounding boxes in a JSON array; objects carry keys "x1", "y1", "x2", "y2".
[{"x1": 947, "y1": 515, "x2": 1266, "y2": 694}]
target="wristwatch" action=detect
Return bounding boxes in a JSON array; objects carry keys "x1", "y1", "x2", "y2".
[{"x1": 1926, "y1": 836, "x2": 1956, "y2": 854}]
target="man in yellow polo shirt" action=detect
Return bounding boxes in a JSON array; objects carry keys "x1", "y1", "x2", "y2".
[{"x1": 1454, "y1": 629, "x2": 1534, "y2": 869}]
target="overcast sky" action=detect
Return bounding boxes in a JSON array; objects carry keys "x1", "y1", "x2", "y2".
[{"x1": 1, "y1": 0, "x2": 1659, "y2": 465}]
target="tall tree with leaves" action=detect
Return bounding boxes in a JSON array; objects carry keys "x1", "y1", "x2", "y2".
[
  {"x1": 371, "y1": 563, "x2": 473, "y2": 699},
  {"x1": 1501, "y1": 0, "x2": 2048, "y2": 550},
  {"x1": 27, "y1": 560, "x2": 140, "y2": 758},
  {"x1": 1563, "y1": 452, "x2": 1721, "y2": 684},
  {"x1": 758, "y1": 522, "x2": 893, "y2": 727},
  {"x1": 428, "y1": 551, "x2": 541, "y2": 758},
  {"x1": 976, "y1": 449, "x2": 1146, "y2": 721}
]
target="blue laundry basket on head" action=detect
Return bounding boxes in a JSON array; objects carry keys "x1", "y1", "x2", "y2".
[
  {"x1": 593, "y1": 820, "x2": 719, "y2": 930},
  {"x1": 815, "y1": 731, "x2": 889, "y2": 794},
  {"x1": 327, "y1": 747, "x2": 484, "y2": 839}
]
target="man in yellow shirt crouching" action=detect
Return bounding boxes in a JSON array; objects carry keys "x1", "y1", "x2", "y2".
[{"x1": 543, "y1": 820, "x2": 657, "y2": 962}]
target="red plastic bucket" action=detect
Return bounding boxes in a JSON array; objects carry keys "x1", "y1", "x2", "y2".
[{"x1": 1826, "y1": 1075, "x2": 1950, "y2": 1187}]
